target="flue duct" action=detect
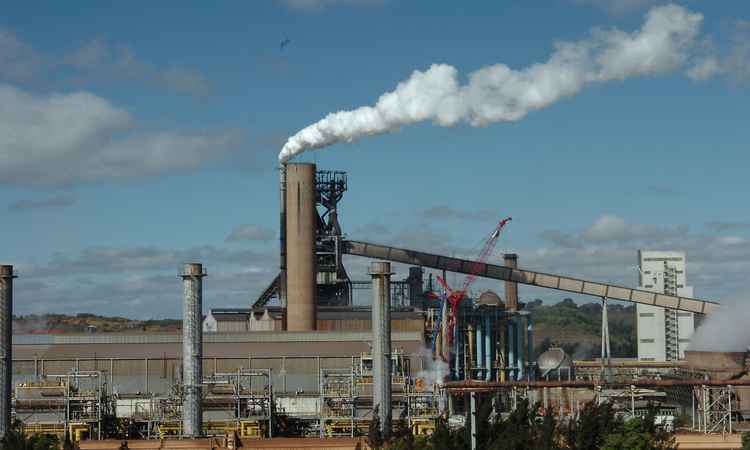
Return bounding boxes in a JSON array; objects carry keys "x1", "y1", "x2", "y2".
[
  {"x1": 0, "y1": 265, "x2": 15, "y2": 439},
  {"x1": 181, "y1": 263, "x2": 206, "y2": 437},
  {"x1": 285, "y1": 163, "x2": 317, "y2": 331},
  {"x1": 370, "y1": 261, "x2": 394, "y2": 436},
  {"x1": 503, "y1": 254, "x2": 518, "y2": 311}
]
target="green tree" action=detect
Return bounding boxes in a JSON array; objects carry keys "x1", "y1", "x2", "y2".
[
  {"x1": 742, "y1": 432, "x2": 750, "y2": 450},
  {"x1": 602, "y1": 413, "x2": 675, "y2": 450},
  {"x1": 0, "y1": 420, "x2": 60, "y2": 450},
  {"x1": 368, "y1": 405, "x2": 384, "y2": 450}
]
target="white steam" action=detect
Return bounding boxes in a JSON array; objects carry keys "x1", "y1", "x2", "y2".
[
  {"x1": 279, "y1": 4, "x2": 703, "y2": 162},
  {"x1": 417, "y1": 346, "x2": 449, "y2": 387},
  {"x1": 689, "y1": 290, "x2": 750, "y2": 352}
]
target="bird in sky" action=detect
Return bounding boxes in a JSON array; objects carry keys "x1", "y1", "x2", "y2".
[{"x1": 280, "y1": 38, "x2": 291, "y2": 50}]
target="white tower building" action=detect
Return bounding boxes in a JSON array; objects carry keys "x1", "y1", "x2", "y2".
[{"x1": 636, "y1": 250, "x2": 695, "y2": 361}]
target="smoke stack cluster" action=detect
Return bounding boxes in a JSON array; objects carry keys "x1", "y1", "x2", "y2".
[{"x1": 279, "y1": 5, "x2": 704, "y2": 163}]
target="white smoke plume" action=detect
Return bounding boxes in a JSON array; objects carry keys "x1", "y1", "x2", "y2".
[
  {"x1": 279, "y1": 4, "x2": 703, "y2": 162},
  {"x1": 689, "y1": 290, "x2": 750, "y2": 352},
  {"x1": 417, "y1": 346, "x2": 449, "y2": 387}
]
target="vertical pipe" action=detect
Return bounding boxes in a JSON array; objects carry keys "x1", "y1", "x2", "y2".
[
  {"x1": 526, "y1": 316, "x2": 534, "y2": 381},
  {"x1": 454, "y1": 317, "x2": 460, "y2": 380},
  {"x1": 285, "y1": 163, "x2": 317, "y2": 331},
  {"x1": 475, "y1": 317, "x2": 483, "y2": 380},
  {"x1": 507, "y1": 320, "x2": 515, "y2": 381},
  {"x1": 464, "y1": 326, "x2": 476, "y2": 380},
  {"x1": 470, "y1": 392, "x2": 477, "y2": 450},
  {"x1": 516, "y1": 318, "x2": 524, "y2": 381},
  {"x1": 0, "y1": 265, "x2": 15, "y2": 439},
  {"x1": 370, "y1": 261, "x2": 393, "y2": 437},
  {"x1": 484, "y1": 315, "x2": 492, "y2": 381},
  {"x1": 503, "y1": 254, "x2": 518, "y2": 311},
  {"x1": 181, "y1": 263, "x2": 206, "y2": 437}
]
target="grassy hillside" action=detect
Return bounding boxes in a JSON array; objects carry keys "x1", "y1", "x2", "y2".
[
  {"x1": 12, "y1": 299, "x2": 637, "y2": 360},
  {"x1": 13, "y1": 313, "x2": 180, "y2": 334},
  {"x1": 526, "y1": 298, "x2": 636, "y2": 359}
]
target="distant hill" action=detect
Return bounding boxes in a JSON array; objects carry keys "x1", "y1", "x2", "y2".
[
  {"x1": 13, "y1": 313, "x2": 180, "y2": 334},
  {"x1": 526, "y1": 298, "x2": 636, "y2": 360},
  {"x1": 12, "y1": 300, "x2": 636, "y2": 360}
]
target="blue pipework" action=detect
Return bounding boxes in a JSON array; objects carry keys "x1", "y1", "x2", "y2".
[
  {"x1": 526, "y1": 315, "x2": 534, "y2": 380},
  {"x1": 454, "y1": 314, "x2": 460, "y2": 379},
  {"x1": 484, "y1": 312, "x2": 494, "y2": 381},
  {"x1": 475, "y1": 316, "x2": 483, "y2": 379},
  {"x1": 516, "y1": 317, "x2": 524, "y2": 380},
  {"x1": 507, "y1": 319, "x2": 515, "y2": 380}
]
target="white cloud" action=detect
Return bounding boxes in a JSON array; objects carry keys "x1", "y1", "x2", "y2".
[
  {"x1": 573, "y1": 0, "x2": 666, "y2": 16},
  {"x1": 64, "y1": 40, "x2": 214, "y2": 98},
  {"x1": 0, "y1": 84, "x2": 242, "y2": 186},
  {"x1": 0, "y1": 27, "x2": 41, "y2": 82},
  {"x1": 421, "y1": 205, "x2": 497, "y2": 222},
  {"x1": 226, "y1": 224, "x2": 276, "y2": 243},
  {"x1": 281, "y1": 0, "x2": 384, "y2": 11},
  {"x1": 727, "y1": 20, "x2": 750, "y2": 83},
  {"x1": 2, "y1": 29, "x2": 212, "y2": 98},
  {"x1": 706, "y1": 221, "x2": 750, "y2": 231},
  {"x1": 582, "y1": 214, "x2": 688, "y2": 242},
  {"x1": 8, "y1": 193, "x2": 77, "y2": 212},
  {"x1": 686, "y1": 56, "x2": 722, "y2": 80},
  {"x1": 15, "y1": 244, "x2": 277, "y2": 317},
  {"x1": 527, "y1": 215, "x2": 750, "y2": 302}
]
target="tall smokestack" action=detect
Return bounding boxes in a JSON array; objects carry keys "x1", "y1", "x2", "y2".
[
  {"x1": 504, "y1": 254, "x2": 518, "y2": 311},
  {"x1": 279, "y1": 164, "x2": 288, "y2": 315},
  {"x1": 181, "y1": 263, "x2": 205, "y2": 437},
  {"x1": 370, "y1": 261, "x2": 393, "y2": 437},
  {"x1": 0, "y1": 265, "x2": 15, "y2": 439},
  {"x1": 285, "y1": 163, "x2": 317, "y2": 331}
]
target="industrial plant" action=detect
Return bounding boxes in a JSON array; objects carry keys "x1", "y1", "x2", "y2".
[{"x1": 2, "y1": 163, "x2": 749, "y2": 448}]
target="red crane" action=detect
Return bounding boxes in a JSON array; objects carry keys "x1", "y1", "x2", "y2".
[{"x1": 435, "y1": 216, "x2": 512, "y2": 350}]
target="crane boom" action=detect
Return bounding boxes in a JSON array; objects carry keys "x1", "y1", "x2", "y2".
[{"x1": 341, "y1": 240, "x2": 720, "y2": 315}]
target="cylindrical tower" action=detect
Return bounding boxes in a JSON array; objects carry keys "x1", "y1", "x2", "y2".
[
  {"x1": 279, "y1": 164, "x2": 288, "y2": 312},
  {"x1": 285, "y1": 163, "x2": 317, "y2": 331},
  {"x1": 0, "y1": 265, "x2": 15, "y2": 439},
  {"x1": 181, "y1": 263, "x2": 206, "y2": 437},
  {"x1": 370, "y1": 261, "x2": 393, "y2": 436},
  {"x1": 504, "y1": 254, "x2": 519, "y2": 311}
]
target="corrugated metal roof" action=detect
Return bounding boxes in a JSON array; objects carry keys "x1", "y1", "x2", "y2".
[
  {"x1": 212, "y1": 313, "x2": 249, "y2": 322},
  {"x1": 12, "y1": 332, "x2": 426, "y2": 359},
  {"x1": 13, "y1": 331, "x2": 423, "y2": 345}
]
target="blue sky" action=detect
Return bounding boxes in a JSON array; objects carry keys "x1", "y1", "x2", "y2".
[{"x1": 1, "y1": 0, "x2": 749, "y2": 318}]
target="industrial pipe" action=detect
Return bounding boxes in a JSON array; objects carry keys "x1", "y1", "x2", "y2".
[
  {"x1": 285, "y1": 163, "x2": 317, "y2": 331},
  {"x1": 370, "y1": 261, "x2": 393, "y2": 436},
  {"x1": 526, "y1": 316, "x2": 534, "y2": 381},
  {"x1": 516, "y1": 318, "x2": 524, "y2": 380},
  {"x1": 444, "y1": 378, "x2": 750, "y2": 392},
  {"x1": 484, "y1": 315, "x2": 492, "y2": 381},
  {"x1": 507, "y1": 321, "x2": 515, "y2": 381},
  {"x1": 0, "y1": 265, "x2": 15, "y2": 439},
  {"x1": 181, "y1": 263, "x2": 206, "y2": 437},
  {"x1": 475, "y1": 318, "x2": 483, "y2": 380}
]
